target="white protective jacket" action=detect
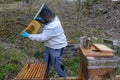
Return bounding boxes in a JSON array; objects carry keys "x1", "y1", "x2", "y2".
[{"x1": 28, "y1": 16, "x2": 68, "y2": 49}]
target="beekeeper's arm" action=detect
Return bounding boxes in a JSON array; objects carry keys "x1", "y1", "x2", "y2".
[{"x1": 21, "y1": 26, "x2": 62, "y2": 42}]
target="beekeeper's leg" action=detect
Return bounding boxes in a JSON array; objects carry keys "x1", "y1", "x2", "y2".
[
  {"x1": 50, "y1": 48, "x2": 67, "y2": 77},
  {"x1": 44, "y1": 47, "x2": 52, "y2": 73}
]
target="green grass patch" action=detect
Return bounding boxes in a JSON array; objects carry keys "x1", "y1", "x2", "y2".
[
  {"x1": 0, "y1": 42, "x2": 27, "y2": 79},
  {"x1": 64, "y1": 57, "x2": 80, "y2": 76}
]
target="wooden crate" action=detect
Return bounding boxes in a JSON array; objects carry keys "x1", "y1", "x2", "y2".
[
  {"x1": 80, "y1": 68, "x2": 116, "y2": 80},
  {"x1": 79, "y1": 45, "x2": 119, "y2": 80},
  {"x1": 14, "y1": 63, "x2": 48, "y2": 80},
  {"x1": 88, "y1": 68, "x2": 116, "y2": 80}
]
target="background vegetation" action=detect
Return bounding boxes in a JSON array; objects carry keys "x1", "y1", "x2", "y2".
[{"x1": 0, "y1": 0, "x2": 120, "y2": 79}]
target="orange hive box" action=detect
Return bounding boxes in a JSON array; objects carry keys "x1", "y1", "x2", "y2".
[{"x1": 14, "y1": 63, "x2": 48, "y2": 80}]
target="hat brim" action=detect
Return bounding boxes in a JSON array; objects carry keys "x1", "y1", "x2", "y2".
[{"x1": 34, "y1": 3, "x2": 45, "y2": 20}]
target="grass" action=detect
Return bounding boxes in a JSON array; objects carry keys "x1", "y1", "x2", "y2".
[
  {"x1": 64, "y1": 57, "x2": 80, "y2": 76},
  {"x1": 116, "y1": 46, "x2": 120, "y2": 75},
  {"x1": 0, "y1": 42, "x2": 28, "y2": 79},
  {"x1": 48, "y1": 56, "x2": 80, "y2": 77}
]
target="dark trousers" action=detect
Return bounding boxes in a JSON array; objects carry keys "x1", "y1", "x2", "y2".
[{"x1": 44, "y1": 47, "x2": 67, "y2": 77}]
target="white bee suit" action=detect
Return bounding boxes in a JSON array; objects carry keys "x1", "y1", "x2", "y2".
[{"x1": 28, "y1": 16, "x2": 67, "y2": 49}]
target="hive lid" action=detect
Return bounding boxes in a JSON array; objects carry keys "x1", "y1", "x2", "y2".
[
  {"x1": 80, "y1": 45, "x2": 114, "y2": 57},
  {"x1": 93, "y1": 43, "x2": 115, "y2": 53}
]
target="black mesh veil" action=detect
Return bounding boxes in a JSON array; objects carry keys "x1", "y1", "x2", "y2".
[{"x1": 34, "y1": 3, "x2": 55, "y2": 24}]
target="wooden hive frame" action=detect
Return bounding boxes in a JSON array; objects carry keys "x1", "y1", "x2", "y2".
[
  {"x1": 23, "y1": 20, "x2": 41, "y2": 34},
  {"x1": 14, "y1": 63, "x2": 48, "y2": 80}
]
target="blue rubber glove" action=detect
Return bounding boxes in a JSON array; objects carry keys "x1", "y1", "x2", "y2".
[
  {"x1": 35, "y1": 17, "x2": 42, "y2": 22},
  {"x1": 21, "y1": 32, "x2": 29, "y2": 38}
]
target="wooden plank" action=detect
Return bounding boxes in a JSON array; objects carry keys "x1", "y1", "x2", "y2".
[
  {"x1": 93, "y1": 43, "x2": 114, "y2": 53},
  {"x1": 32, "y1": 64, "x2": 39, "y2": 78},
  {"x1": 30, "y1": 64, "x2": 37, "y2": 78},
  {"x1": 116, "y1": 75, "x2": 120, "y2": 80},
  {"x1": 39, "y1": 63, "x2": 44, "y2": 79},
  {"x1": 42, "y1": 63, "x2": 47, "y2": 79},
  {"x1": 79, "y1": 46, "x2": 114, "y2": 57},
  {"x1": 54, "y1": 77, "x2": 80, "y2": 80},
  {"x1": 35, "y1": 64, "x2": 42, "y2": 78},
  {"x1": 80, "y1": 69, "x2": 86, "y2": 80},
  {"x1": 17, "y1": 64, "x2": 29, "y2": 79},
  {"x1": 88, "y1": 68, "x2": 116, "y2": 80},
  {"x1": 24, "y1": 64, "x2": 34, "y2": 78}
]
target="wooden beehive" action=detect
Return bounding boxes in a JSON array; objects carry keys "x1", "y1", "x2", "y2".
[
  {"x1": 23, "y1": 20, "x2": 41, "y2": 34},
  {"x1": 14, "y1": 63, "x2": 48, "y2": 80},
  {"x1": 79, "y1": 44, "x2": 119, "y2": 80},
  {"x1": 88, "y1": 68, "x2": 116, "y2": 80},
  {"x1": 79, "y1": 54, "x2": 117, "y2": 80}
]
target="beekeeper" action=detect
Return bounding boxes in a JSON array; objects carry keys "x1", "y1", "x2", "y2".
[{"x1": 21, "y1": 3, "x2": 67, "y2": 77}]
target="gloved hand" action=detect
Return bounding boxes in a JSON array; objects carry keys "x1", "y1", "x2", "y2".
[
  {"x1": 35, "y1": 17, "x2": 42, "y2": 22},
  {"x1": 21, "y1": 32, "x2": 29, "y2": 38}
]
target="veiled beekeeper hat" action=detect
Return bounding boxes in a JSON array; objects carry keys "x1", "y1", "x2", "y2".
[{"x1": 34, "y1": 3, "x2": 55, "y2": 24}]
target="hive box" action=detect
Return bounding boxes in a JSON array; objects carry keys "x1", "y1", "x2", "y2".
[
  {"x1": 14, "y1": 63, "x2": 48, "y2": 80},
  {"x1": 79, "y1": 45, "x2": 120, "y2": 80}
]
